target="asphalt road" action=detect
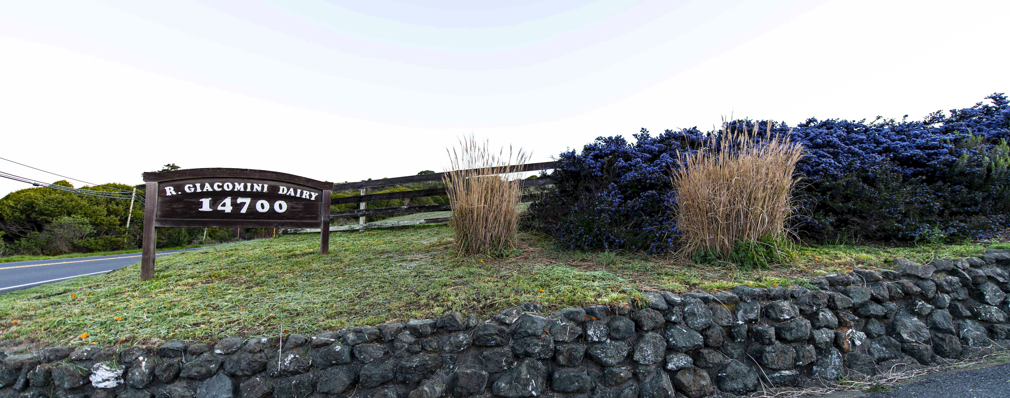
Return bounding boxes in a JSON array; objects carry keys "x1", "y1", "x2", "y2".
[
  {"x1": 858, "y1": 361, "x2": 1010, "y2": 398},
  {"x1": 0, "y1": 249, "x2": 201, "y2": 293}
]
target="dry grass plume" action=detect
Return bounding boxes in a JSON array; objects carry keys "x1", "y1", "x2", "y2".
[
  {"x1": 444, "y1": 136, "x2": 530, "y2": 256},
  {"x1": 671, "y1": 120, "x2": 804, "y2": 258}
]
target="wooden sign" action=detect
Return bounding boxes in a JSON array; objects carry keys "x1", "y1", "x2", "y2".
[{"x1": 140, "y1": 168, "x2": 332, "y2": 280}]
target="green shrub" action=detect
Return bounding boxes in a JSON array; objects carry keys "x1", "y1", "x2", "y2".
[{"x1": 690, "y1": 234, "x2": 795, "y2": 269}]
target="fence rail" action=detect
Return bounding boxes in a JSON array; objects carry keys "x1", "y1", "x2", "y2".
[{"x1": 284, "y1": 161, "x2": 556, "y2": 233}]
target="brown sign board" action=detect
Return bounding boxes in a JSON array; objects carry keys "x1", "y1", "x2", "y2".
[{"x1": 140, "y1": 168, "x2": 333, "y2": 280}]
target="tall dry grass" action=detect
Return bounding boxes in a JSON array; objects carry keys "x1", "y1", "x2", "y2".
[
  {"x1": 444, "y1": 136, "x2": 530, "y2": 256},
  {"x1": 671, "y1": 121, "x2": 804, "y2": 259}
]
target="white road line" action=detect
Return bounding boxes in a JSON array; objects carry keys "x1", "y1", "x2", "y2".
[{"x1": 0, "y1": 270, "x2": 114, "y2": 291}]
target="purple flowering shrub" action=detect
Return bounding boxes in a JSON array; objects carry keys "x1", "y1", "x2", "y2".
[{"x1": 528, "y1": 94, "x2": 1010, "y2": 251}]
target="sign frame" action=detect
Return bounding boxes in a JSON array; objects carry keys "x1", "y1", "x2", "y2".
[{"x1": 140, "y1": 168, "x2": 333, "y2": 280}]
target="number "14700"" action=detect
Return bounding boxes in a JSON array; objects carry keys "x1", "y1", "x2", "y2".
[{"x1": 198, "y1": 197, "x2": 287, "y2": 213}]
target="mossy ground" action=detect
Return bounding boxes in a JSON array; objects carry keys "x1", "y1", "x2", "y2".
[{"x1": 1, "y1": 222, "x2": 1007, "y2": 348}]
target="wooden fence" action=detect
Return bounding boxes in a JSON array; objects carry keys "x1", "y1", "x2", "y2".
[{"x1": 284, "y1": 161, "x2": 556, "y2": 233}]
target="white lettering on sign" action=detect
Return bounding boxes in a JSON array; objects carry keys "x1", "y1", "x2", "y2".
[
  {"x1": 163, "y1": 181, "x2": 318, "y2": 200},
  {"x1": 196, "y1": 197, "x2": 289, "y2": 214}
]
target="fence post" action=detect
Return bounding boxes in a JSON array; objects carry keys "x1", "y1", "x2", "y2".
[{"x1": 359, "y1": 188, "x2": 369, "y2": 225}]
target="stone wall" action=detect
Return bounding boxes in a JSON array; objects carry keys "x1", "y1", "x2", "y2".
[{"x1": 5, "y1": 249, "x2": 1010, "y2": 398}]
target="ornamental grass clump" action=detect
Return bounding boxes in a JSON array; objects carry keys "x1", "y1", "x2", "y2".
[
  {"x1": 444, "y1": 136, "x2": 530, "y2": 256},
  {"x1": 671, "y1": 120, "x2": 804, "y2": 265}
]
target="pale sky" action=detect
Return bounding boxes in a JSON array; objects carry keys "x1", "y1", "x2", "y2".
[{"x1": 1, "y1": 0, "x2": 1008, "y2": 198}]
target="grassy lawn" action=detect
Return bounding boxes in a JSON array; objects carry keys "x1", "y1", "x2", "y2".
[
  {"x1": 0, "y1": 242, "x2": 217, "y2": 264},
  {"x1": 1, "y1": 222, "x2": 1007, "y2": 348}
]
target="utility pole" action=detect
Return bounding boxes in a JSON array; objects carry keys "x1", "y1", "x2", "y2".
[{"x1": 125, "y1": 188, "x2": 137, "y2": 228}]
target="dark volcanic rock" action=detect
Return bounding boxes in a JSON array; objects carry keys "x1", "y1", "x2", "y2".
[
  {"x1": 716, "y1": 360, "x2": 758, "y2": 395},
  {"x1": 480, "y1": 347, "x2": 514, "y2": 373},
  {"x1": 632, "y1": 332, "x2": 666, "y2": 365},
  {"x1": 893, "y1": 313, "x2": 930, "y2": 343},
  {"x1": 665, "y1": 352, "x2": 694, "y2": 372},
  {"x1": 180, "y1": 353, "x2": 222, "y2": 381},
  {"x1": 776, "y1": 318, "x2": 812, "y2": 342},
  {"x1": 586, "y1": 341, "x2": 629, "y2": 366},
  {"x1": 672, "y1": 367, "x2": 713, "y2": 398},
  {"x1": 632, "y1": 309, "x2": 665, "y2": 332},
  {"x1": 473, "y1": 323, "x2": 510, "y2": 347},
  {"x1": 316, "y1": 367, "x2": 355, "y2": 395},
  {"x1": 932, "y1": 333, "x2": 962, "y2": 358},
  {"x1": 196, "y1": 373, "x2": 233, "y2": 398},
  {"x1": 491, "y1": 358, "x2": 546, "y2": 398},
  {"x1": 510, "y1": 336, "x2": 554, "y2": 359},
  {"x1": 639, "y1": 368, "x2": 675, "y2": 398},
  {"x1": 756, "y1": 344, "x2": 795, "y2": 370},
  {"x1": 555, "y1": 343, "x2": 586, "y2": 367},
  {"x1": 664, "y1": 324, "x2": 704, "y2": 352},
  {"x1": 551, "y1": 369, "x2": 592, "y2": 393},
  {"x1": 683, "y1": 299, "x2": 713, "y2": 330},
  {"x1": 453, "y1": 368, "x2": 488, "y2": 397},
  {"x1": 608, "y1": 317, "x2": 636, "y2": 340},
  {"x1": 764, "y1": 301, "x2": 799, "y2": 321},
  {"x1": 812, "y1": 348, "x2": 844, "y2": 380}
]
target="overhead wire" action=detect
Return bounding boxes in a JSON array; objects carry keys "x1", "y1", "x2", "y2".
[
  {"x1": 0, "y1": 170, "x2": 144, "y2": 204},
  {"x1": 0, "y1": 155, "x2": 136, "y2": 194}
]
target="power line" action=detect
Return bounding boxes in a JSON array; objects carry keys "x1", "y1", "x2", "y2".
[
  {"x1": 0, "y1": 156, "x2": 135, "y2": 194},
  {"x1": 0, "y1": 170, "x2": 144, "y2": 203}
]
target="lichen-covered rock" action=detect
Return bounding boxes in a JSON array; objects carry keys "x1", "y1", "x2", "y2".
[
  {"x1": 974, "y1": 305, "x2": 1008, "y2": 323},
  {"x1": 683, "y1": 299, "x2": 713, "y2": 331},
  {"x1": 974, "y1": 282, "x2": 1006, "y2": 306},
  {"x1": 584, "y1": 320, "x2": 608, "y2": 343},
  {"x1": 812, "y1": 348, "x2": 844, "y2": 380},
  {"x1": 89, "y1": 363, "x2": 122, "y2": 387},
  {"x1": 665, "y1": 352, "x2": 693, "y2": 372},
  {"x1": 632, "y1": 333, "x2": 666, "y2": 365},
  {"x1": 491, "y1": 358, "x2": 546, "y2": 398}
]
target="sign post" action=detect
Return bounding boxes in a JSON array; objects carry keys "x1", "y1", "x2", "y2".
[{"x1": 140, "y1": 168, "x2": 332, "y2": 280}]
